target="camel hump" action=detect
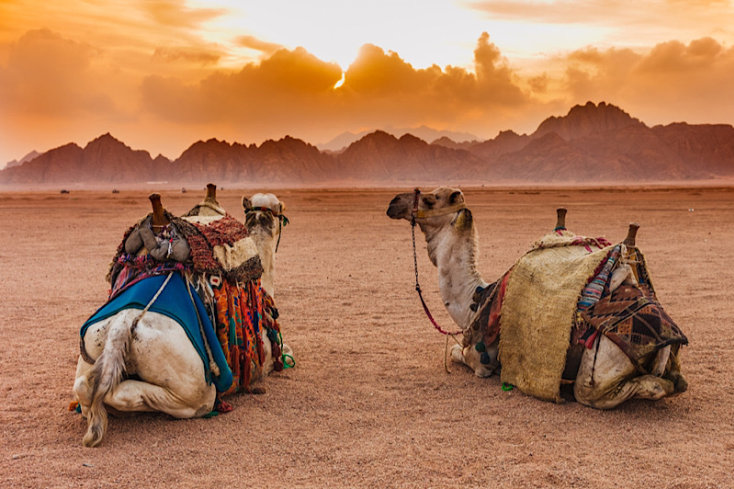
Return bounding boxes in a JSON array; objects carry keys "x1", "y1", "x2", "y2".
[{"x1": 148, "y1": 193, "x2": 169, "y2": 227}]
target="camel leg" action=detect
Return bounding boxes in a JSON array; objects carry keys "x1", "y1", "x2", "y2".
[
  {"x1": 103, "y1": 379, "x2": 215, "y2": 418},
  {"x1": 75, "y1": 356, "x2": 214, "y2": 418},
  {"x1": 663, "y1": 344, "x2": 688, "y2": 394},
  {"x1": 574, "y1": 336, "x2": 675, "y2": 409},
  {"x1": 73, "y1": 357, "x2": 95, "y2": 416},
  {"x1": 450, "y1": 344, "x2": 496, "y2": 377},
  {"x1": 651, "y1": 345, "x2": 671, "y2": 376}
]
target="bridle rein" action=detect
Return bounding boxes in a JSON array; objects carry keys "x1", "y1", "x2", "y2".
[{"x1": 410, "y1": 189, "x2": 465, "y2": 336}]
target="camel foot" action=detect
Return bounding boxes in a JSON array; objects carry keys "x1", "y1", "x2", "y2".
[
  {"x1": 450, "y1": 344, "x2": 464, "y2": 364},
  {"x1": 665, "y1": 372, "x2": 688, "y2": 395}
]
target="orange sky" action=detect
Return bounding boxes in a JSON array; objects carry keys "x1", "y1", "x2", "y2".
[{"x1": 1, "y1": 0, "x2": 734, "y2": 165}]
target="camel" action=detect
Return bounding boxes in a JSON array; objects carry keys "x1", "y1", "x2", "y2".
[
  {"x1": 387, "y1": 187, "x2": 688, "y2": 409},
  {"x1": 73, "y1": 188, "x2": 291, "y2": 447},
  {"x1": 242, "y1": 193, "x2": 288, "y2": 299}
]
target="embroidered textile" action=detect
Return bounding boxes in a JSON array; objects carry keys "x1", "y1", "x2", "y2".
[
  {"x1": 580, "y1": 282, "x2": 688, "y2": 368},
  {"x1": 173, "y1": 215, "x2": 263, "y2": 283},
  {"x1": 212, "y1": 280, "x2": 265, "y2": 394}
]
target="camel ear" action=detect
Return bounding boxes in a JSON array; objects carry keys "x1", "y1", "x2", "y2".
[
  {"x1": 449, "y1": 190, "x2": 464, "y2": 205},
  {"x1": 242, "y1": 196, "x2": 253, "y2": 211},
  {"x1": 278, "y1": 201, "x2": 286, "y2": 215}
]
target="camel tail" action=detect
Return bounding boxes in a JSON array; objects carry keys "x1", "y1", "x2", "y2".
[{"x1": 82, "y1": 315, "x2": 133, "y2": 447}]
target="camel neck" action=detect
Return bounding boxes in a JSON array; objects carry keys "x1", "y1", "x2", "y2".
[
  {"x1": 420, "y1": 214, "x2": 488, "y2": 330},
  {"x1": 249, "y1": 227, "x2": 277, "y2": 298}
]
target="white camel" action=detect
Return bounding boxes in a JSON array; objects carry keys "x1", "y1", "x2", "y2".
[
  {"x1": 387, "y1": 187, "x2": 687, "y2": 409},
  {"x1": 73, "y1": 191, "x2": 290, "y2": 447}
]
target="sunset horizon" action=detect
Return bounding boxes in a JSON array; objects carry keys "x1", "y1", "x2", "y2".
[{"x1": 2, "y1": 1, "x2": 734, "y2": 168}]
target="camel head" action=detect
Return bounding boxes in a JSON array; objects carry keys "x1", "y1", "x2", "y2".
[
  {"x1": 387, "y1": 187, "x2": 471, "y2": 231},
  {"x1": 242, "y1": 193, "x2": 288, "y2": 241}
]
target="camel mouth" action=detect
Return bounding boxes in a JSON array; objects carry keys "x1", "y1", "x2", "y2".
[
  {"x1": 387, "y1": 200, "x2": 408, "y2": 220},
  {"x1": 386, "y1": 205, "x2": 402, "y2": 219},
  {"x1": 387, "y1": 192, "x2": 416, "y2": 220}
]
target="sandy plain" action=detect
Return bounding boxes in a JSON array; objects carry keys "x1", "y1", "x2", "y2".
[{"x1": 1, "y1": 186, "x2": 733, "y2": 488}]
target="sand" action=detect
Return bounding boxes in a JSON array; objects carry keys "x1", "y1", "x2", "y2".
[{"x1": 1, "y1": 186, "x2": 733, "y2": 488}]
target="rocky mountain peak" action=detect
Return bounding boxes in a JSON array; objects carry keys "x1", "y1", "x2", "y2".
[{"x1": 534, "y1": 101, "x2": 643, "y2": 141}]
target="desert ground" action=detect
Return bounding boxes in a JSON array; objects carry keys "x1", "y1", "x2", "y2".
[{"x1": 1, "y1": 186, "x2": 733, "y2": 488}]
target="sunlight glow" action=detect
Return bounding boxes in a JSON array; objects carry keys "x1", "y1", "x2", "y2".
[{"x1": 333, "y1": 72, "x2": 346, "y2": 89}]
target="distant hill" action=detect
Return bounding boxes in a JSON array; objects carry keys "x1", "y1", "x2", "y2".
[
  {"x1": 318, "y1": 126, "x2": 479, "y2": 152},
  {"x1": 3, "y1": 150, "x2": 40, "y2": 171},
  {"x1": 173, "y1": 136, "x2": 337, "y2": 184},
  {"x1": 2, "y1": 101, "x2": 733, "y2": 186},
  {"x1": 337, "y1": 131, "x2": 485, "y2": 181}
]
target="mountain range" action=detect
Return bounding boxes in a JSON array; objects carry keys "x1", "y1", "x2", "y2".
[{"x1": 2, "y1": 101, "x2": 733, "y2": 186}]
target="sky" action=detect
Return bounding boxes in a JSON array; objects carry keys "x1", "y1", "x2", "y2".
[{"x1": 1, "y1": 0, "x2": 734, "y2": 165}]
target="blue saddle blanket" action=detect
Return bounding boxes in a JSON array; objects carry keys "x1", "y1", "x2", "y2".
[{"x1": 81, "y1": 273, "x2": 233, "y2": 392}]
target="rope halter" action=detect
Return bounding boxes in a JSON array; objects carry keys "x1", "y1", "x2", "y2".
[{"x1": 411, "y1": 188, "x2": 467, "y2": 224}]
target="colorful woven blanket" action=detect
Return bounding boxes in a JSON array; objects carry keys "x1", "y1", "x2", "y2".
[
  {"x1": 81, "y1": 273, "x2": 233, "y2": 392},
  {"x1": 580, "y1": 282, "x2": 688, "y2": 369},
  {"x1": 174, "y1": 215, "x2": 263, "y2": 284},
  {"x1": 106, "y1": 211, "x2": 178, "y2": 286},
  {"x1": 212, "y1": 279, "x2": 265, "y2": 394}
]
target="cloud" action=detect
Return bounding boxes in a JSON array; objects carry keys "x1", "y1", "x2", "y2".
[
  {"x1": 234, "y1": 35, "x2": 282, "y2": 56},
  {"x1": 469, "y1": 0, "x2": 622, "y2": 24},
  {"x1": 142, "y1": 0, "x2": 226, "y2": 29},
  {"x1": 152, "y1": 47, "x2": 221, "y2": 65},
  {"x1": 0, "y1": 28, "x2": 118, "y2": 116},
  {"x1": 139, "y1": 33, "x2": 534, "y2": 138},
  {"x1": 469, "y1": 0, "x2": 734, "y2": 27},
  {"x1": 141, "y1": 46, "x2": 344, "y2": 125},
  {"x1": 557, "y1": 37, "x2": 734, "y2": 124}
]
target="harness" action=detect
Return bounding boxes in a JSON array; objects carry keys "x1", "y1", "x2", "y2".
[{"x1": 410, "y1": 188, "x2": 465, "y2": 337}]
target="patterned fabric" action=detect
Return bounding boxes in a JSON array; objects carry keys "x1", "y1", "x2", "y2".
[
  {"x1": 212, "y1": 279, "x2": 265, "y2": 395},
  {"x1": 108, "y1": 254, "x2": 186, "y2": 298},
  {"x1": 106, "y1": 211, "x2": 175, "y2": 285},
  {"x1": 577, "y1": 245, "x2": 621, "y2": 312},
  {"x1": 173, "y1": 215, "x2": 263, "y2": 283},
  {"x1": 467, "y1": 272, "x2": 511, "y2": 349},
  {"x1": 580, "y1": 283, "x2": 688, "y2": 368}
]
